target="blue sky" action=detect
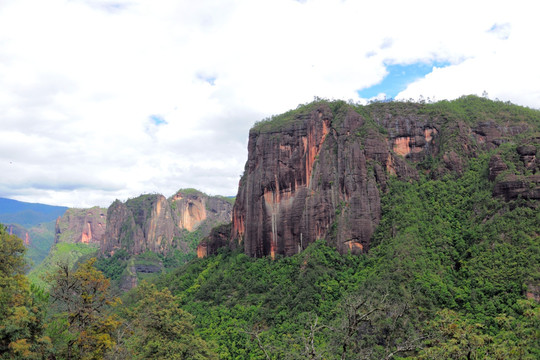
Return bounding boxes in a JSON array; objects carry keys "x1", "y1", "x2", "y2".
[
  {"x1": 149, "y1": 114, "x2": 167, "y2": 126},
  {"x1": 357, "y1": 62, "x2": 450, "y2": 100}
]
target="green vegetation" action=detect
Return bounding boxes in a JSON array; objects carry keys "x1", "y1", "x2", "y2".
[
  {"x1": 24, "y1": 221, "x2": 56, "y2": 269},
  {"x1": 252, "y1": 98, "x2": 330, "y2": 133},
  {"x1": 176, "y1": 188, "x2": 206, "y2": 196},
  {"x1": 216, "y1": 195, "x2": 236, "y2": 206},
  {"x1": 0, "y1": 225, "x2": 51, "y2": 359},
  {"x1": 27, "y1": 242, "x2": 99, "y2": 289},
  {"x1": 421, "y1": 95, "x2": 540, "y2": 128},
  {"x1": 94, "y1": 249, "x2": 131, "y2": 281},
  {"x1": 132, "y1": 153, "x2": 537, "y2": 359}
]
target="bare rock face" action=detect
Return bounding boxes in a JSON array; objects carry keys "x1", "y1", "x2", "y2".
[
  {"x1": 232, "y1": 103, "x2": 435, "y2": 258},
  {"x1": 101, "y1": 195, "x2": 175, "y2": 256},
  {"x1": 230, "y1": 100, "x2": 535, "y2": 258},
  {"x1": 55, "y1": 207, "x2": 107, "y2": 245},
  {"x1": 197, "y1": 223, "x2": 232, "y2": 258},
  {"x1": 101, "y1": 191, "x2": 233, "y2": 257},
  {"x1": 517, "y1": 145, "x2": 538, "y2": 170},
  {"x1": 490, "y1": 140, "x2": 539, "y2": 201},
  {"x1": 493, "y1": 174, "x2": 540, "y2": 201},
  {"x1": 488, "y1": 155, "x2": 508, "y2": 181},
  {"x1": 170, "y1": 189, "x2": 233, "y2": 235},
  {"x1": 8, "y1": 224, "x2": 30, "y2": 247},
  {"x1": 526, "y1": 283, "x2": 540, "y2": 302}
]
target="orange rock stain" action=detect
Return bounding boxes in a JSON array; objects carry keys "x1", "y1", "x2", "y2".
[
  {"x1": 304, "y1": 120, "x2": 330, "y2": 186},
  {"x1": 197, "y1": 243, "x2": 208, "y2": 258},
  {"x1": 393, "y1": 137, "x2": 412, "y2": 156}
]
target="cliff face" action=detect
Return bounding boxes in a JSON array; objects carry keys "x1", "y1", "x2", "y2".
[
  {"x1": 102, "y1": 191, "x2": 233, "y2": 256},
  {"x1": 170, "y1": 189, "x2": 233, "y2": 234},
  {"x1": 231, "y1": 98, "x2": 537, "y2": 258},
  {"x1": 8, "y1": 224, "x2": 30, "y2": 246},
  {"x1": 490, "y1": 144, "x2": 540, "y2": 201},
  {"x1": 101, "y1": 194, "x2": 175, "y2": 255},
  {"x1": 55, "y1": 207, "x2": 107, "y2": 245},
  {"x1": 197, "y1": 223, "x2": 231, "y2": 258}
]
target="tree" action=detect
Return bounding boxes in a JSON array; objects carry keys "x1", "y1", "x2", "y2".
[
  {"x1": 125, "y1": 282, "x2": 217, "y2": 360},
  {"x1": 47, "y1": 258, "x2": 121, "y2": 360},
  {"x1": 328, "y1": 291, "x2": 423, "y2": 360},
  {"x1": 0, "y1": 225, "x2": 50, "y2": 359},
  {"x1": 419, "y1": 305, "x2": 540, "y2": 359}
]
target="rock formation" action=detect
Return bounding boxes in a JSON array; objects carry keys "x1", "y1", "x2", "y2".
[
  {"x1": 102, "y1": 194, "x2": 175, "y2": 256},
  {"x1": 55, "y1": 206, "x2": 107, "y2": 245},
  {"x1": 170, "y1": 189, "x2": 233, "y2": 235},
  {"x1": 229, "y1": 98, "x2": 537, "y2": 258},
  {"x1": 197, "y1": 223, "x2": 231, "y2": 258},
  {"x1": 101, "y1": 191, "x2": 233, "y2": 256},
  {"x1": 8, "y1": 224, "x2": 30, "y2": 247}
]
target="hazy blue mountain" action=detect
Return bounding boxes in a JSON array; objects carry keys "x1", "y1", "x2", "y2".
[{"x1": 0, "y1": 197, "x2": 68, "y2": 227}]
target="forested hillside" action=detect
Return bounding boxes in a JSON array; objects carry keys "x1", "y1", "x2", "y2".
[{"x1": 146, "y1": 153, "x2": 538, "y2": 359}]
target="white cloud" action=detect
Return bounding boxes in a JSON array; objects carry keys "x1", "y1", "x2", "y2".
[{"x1": 0, "y1": 0, "x2": 538, "y2": 207}]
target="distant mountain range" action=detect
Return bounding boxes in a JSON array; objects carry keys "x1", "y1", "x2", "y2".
[{"x1": 0, "y1": 197, "x2": 68, "y2": 227}]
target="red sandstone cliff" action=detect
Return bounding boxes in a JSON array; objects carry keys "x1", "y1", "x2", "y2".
[
  {"x1": 102, "y1": 191, "x2": 233, "y2": 257},
  {"x1": 55, "y1": 206, "x2": 107, "y2": 245},
  {"x1": 101, "y1": 194, "x2": 175, "y2": 255},
  {"x1": 8, "y1": 224, "x2": 31, "y2": 247},
  {"x1": 229, "y1": 99, "x2": 536, "y2": 258},
  {"x1": 170, "y1": 189, "x2": 233, "y2": 235}
]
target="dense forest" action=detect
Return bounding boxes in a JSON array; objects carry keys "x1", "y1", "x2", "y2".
[{"x1": 1, "y1": 96, "x2": 539, "y2": 359}]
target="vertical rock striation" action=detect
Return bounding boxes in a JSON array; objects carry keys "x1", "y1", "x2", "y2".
[
  {"x1": 101, "y1": 191, "x2": 233, "y2": 257},
  {"x1": 101, "y1": 194, "x2": 174, "y2": 255},
  {"x1": 230, "y1": 99, "x2": 535, "y2": 258},
  {"x1": 55, "y1": 207, "x2": 107, "y2": 245},
  {"x1": 232, "y1": 103, "x2": 428, "y2": 257}
]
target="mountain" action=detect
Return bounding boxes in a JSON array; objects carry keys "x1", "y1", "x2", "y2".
[
  {"x1": 151, "y1": 96, "x2": 539, "y2": 358},
  {"x1": 5, "y1": 222, "x2": 56, "y2": 269},
  {"x1": 4, "y1": 96, "x2": 539, "y2": 359},
  {"x1": 55, "y1": 206, "x2": 108, "y2": 245},
  {"x1": 0, "y1": 198, "x2": 67, "y2": 269},
  {"x1": 224, "y1": 96, "x2": 539, "y2": 258},
  {"x1": 0, "y1": 197, "x2": 68, "y2": 227},
  {"x1": 93, "y1": 189, "x2": 234, "y2": 290},
  {"x1": 101, "y1": 189, "x2": 233, "y2": 257}
]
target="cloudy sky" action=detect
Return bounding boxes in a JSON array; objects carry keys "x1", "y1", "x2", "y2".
[{"x1": 1, "y1": 0, "x2": 539, "y2": 208}]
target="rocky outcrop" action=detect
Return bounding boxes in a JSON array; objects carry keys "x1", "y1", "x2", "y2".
[
  {"x1": 101, "y1": 191, "x2": 233, "y2": 256},
  {"x1": 55, "y1": 207, "x2": 107, "y2": 245},
  {"x1": 170, "y1": 189, "x2": 233, "y2": 235},
  {"x1": 197, "y1": 223, "x2": 232, "y2": 258},
  {"x1": 101, "y1": 195, "x2": 175, "y2": 256},
  {"x1": 493, "y1": 174, "x2": 540, "y2": 201},
  {"x1": 230, "y1": 99, "x2": 536, "y2": 258},
  {"x1": 488, "y1": 155, "x2": 508, "y2": 181},
  {"x1": 232, "y1": 104, "x2": 429, "y2": 258},
  {"x1": 490, "y1": 140, "x2": 539, "y2": 201},
  {"x1": 8, "y1": 224, "x2": 30, "y2": 247},
  {"x1": 526, "y1": 283, "x2": 540, "y2": 303}
]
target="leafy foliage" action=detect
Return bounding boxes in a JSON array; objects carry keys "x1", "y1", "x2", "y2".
[
  {"x1": 28, "y1": 242, "x2": 99, "y2": 289},
  {"x1": 0, "y1": 225, "x2": 51, "y2": 359},
  {"x1": 127, "y1": 150, "x2": 538, "y2": 359},
  {"x1": 46, "y1": 258, "x2": 121, "y2": 359},
  {"x1": 122, "y1": 282, "x2": 217, "y2": 359}
]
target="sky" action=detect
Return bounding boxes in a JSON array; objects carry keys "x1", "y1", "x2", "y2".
[{"x1": 1, "y1": 0, "x2": 539, "y2": 208}]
